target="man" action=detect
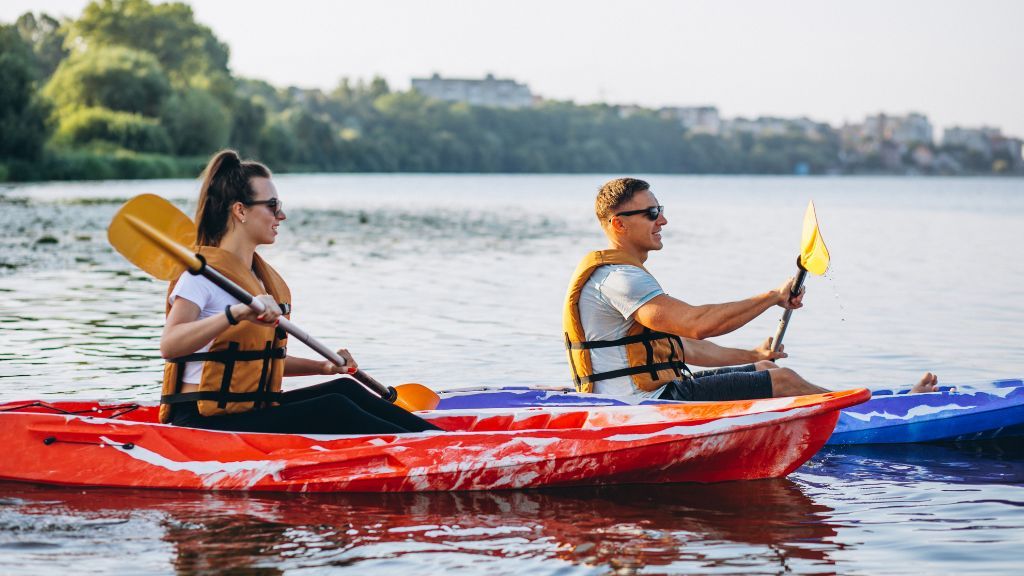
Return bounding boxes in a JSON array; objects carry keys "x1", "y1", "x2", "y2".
[{"x1": 562, "y1": 177, "x2": 938, "y2": 400}]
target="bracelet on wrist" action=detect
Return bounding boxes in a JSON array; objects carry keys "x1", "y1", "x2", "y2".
[{"x1": 224, "y1": 305, "x2": 239, "y2": 325}]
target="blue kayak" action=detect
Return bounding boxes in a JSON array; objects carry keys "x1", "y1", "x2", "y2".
[{"x1": 435, "y1": 378, "x2": 1024, "y2": 445}]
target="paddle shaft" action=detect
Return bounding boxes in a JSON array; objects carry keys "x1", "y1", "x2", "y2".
[
  {"x1": 193, "y1": 262, "x2": 398, "y2": 403},
  {"x1": 770, "y1": 257, "x2": 809, "y2": 354}
]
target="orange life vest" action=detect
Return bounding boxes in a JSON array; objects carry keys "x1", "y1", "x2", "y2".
[
  {"x1": 159, "y1": 247, "x2": 291, "y2": 423},
  {"x1": 562, "y1": 249, "x2": 690, "y2": 393}
]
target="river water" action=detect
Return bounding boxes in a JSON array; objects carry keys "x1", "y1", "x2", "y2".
[{"x1": 1, "y1": 175, "x2": 1022, "y2": 574}]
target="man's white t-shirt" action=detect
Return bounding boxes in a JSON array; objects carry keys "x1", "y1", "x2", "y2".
[
  {"x1": 577, "y1": 264, "x2": 667, "y2": 398},
  {"x1": 168, "y1": 272, "x2": 242, "y2": 384}
]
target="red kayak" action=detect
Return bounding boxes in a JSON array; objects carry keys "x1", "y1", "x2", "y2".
[{"x1": 0, "y1": 388, "x2": 868, "y2": 492}]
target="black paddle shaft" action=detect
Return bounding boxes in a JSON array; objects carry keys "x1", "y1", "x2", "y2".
[
  {"x1": 190, "y1": 257, "x2": 399, "y2": 403},
  {"x1": 770, "y1": 256, "x2": 809, "y2": 355}
]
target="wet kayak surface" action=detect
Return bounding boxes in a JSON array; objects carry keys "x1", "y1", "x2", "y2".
[{"x1": 2, "y1": 175, "x2": 1023, "y2": 574}]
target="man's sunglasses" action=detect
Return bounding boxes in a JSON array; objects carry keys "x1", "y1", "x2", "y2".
[
  {"x1": 613, "y1": 205, "x2": 664, "y2": 221},
  {"x1": 245, "y1": 198, "x2": 284, "y2": 217}
]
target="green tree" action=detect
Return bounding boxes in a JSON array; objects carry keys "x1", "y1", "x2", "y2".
[
  {"x1": 0, "y1": 24, "x2": 51, "y2": 161},
  {"x1": 228, "y1": 96, "x2": 267, "y2": 157},
  {"x1": 43, "y1": 45, "x2": 169, "y2": 116},
  {"x1": 159, "y1": 88, "x2": 230, "y2": 155},
  {"x1": 15, "y1": 12, "x2": 68, "y2": 80},
  {"x1": 53, "y1": 106, "x2": 172, "y2": 153},
  {"x1": 257, "y1": 116, "x2": 299, "y2": 168},
  {"x1": 66, "y1": 0, "x2": 230, "y2": 89}
]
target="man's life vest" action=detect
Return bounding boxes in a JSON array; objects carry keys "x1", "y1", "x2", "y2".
[
  {"x1": 562, "y1": 249, "x2": 691, "y2": 394},
  {"x1": 158, "y1": 247, "x2": 291, "y2": 423}
]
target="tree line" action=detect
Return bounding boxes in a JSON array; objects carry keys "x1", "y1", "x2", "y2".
[{"x1": 0, "y1": 0, "x2": 975, "y2": 181}]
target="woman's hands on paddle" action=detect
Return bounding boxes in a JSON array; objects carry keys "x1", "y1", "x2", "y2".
[
  {"x1": 754, "y1": 337, "x2": 788, "y2": 361},
  {"x1": 321, "y1": 348, "x2": 358, "y2": 375},
  {"x1": 774, "y1": 277, "x2": 805, "y2": 310},
  {"x1": 232, "y1": 294, "x2": 282, "y2": 325}
]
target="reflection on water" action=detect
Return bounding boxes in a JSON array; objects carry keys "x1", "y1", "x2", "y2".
[
  {"x1": 0, "y1": 480, "x2": 838, "y2": 575},
  {"x1": 2, "y1": 175, "x2": 1024, "y2": 574}
]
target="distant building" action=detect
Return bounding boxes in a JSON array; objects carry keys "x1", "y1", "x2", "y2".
[
  {"x1": 840, "y1": 113, "x2": 935, "y2": 168},
  {"x1": 860, "y1": 113, "x2": 934, "y2": 147},
  {"x1": 943, "y1": 126, "x2": 1024, "y2": 171},
  {"x1": 411, "y1": 73, "x2": 534, "y2": 109},
  {"x1": 943, "y1": 126, "x2": 1002, "y2": 154},
  {"x1": 659, "y1": 106, "x2": 721, "y2": 135},
  {"x1": 721, "y1": 116, "x2": 831, "y2": 140}
]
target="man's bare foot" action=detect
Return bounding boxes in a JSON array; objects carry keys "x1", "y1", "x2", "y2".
[{"x1": 910, "y1": 372, "x2": 939, "y2": 393}]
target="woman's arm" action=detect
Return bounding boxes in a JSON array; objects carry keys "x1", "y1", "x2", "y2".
[
  {"x1": 160, "y1": 295, "x2": 279, "y2": 359},
  {"x1": 284, "y1": 349, "x2": 359, "y2": 377},
  {"x1": 160, "y1": 299, "x2": 255, "y2": 359}
]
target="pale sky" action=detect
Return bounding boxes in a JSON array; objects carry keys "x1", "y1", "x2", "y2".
[{"x1": 5, "y1": 0, "x2": 1023, "y2": 138}]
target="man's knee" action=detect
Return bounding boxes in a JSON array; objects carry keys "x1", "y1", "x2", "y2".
[
  {"x1": 768, "y1": 367, "x2": 825, "y2": 397},
  {"x1": 768, "y1": 367, "x2": 798, "y2": 392},
  {"x1": 754, "y1": 360, "x2": 779, "y2": 371},
  {"x1": 768, "y1": 367, "x2": 796, "y2": 386}
]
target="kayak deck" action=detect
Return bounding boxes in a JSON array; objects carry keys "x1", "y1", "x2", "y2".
[
  {"x1": 435, "y1": 379, "x2": 1024, "y2": 445},
  {"x1": 0, "y1": 389, "x2": 868, "y2": 492},
  {"x1": 829, "y1": 379, "x2": 1024, "y2": 444}
]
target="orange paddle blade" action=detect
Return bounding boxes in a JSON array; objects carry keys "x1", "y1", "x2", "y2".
[
  {"x1": 108, "y1": 194, "x2": 196, "y2": 281},
  {"x1": 394, "y1": 383, "x2": 441, "y2": 411}
]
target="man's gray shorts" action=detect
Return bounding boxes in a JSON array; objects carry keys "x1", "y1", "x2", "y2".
[{"x1": 657, "y1": 364, "x2": 773, "y2": 401}]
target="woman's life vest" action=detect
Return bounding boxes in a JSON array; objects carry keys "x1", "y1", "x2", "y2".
[
  {"x1": 562, "y1": 249, "x2": 691, "y2": 394},
  {"x1": 158, "y1": 247, "x2": 291, "y2": 423}
]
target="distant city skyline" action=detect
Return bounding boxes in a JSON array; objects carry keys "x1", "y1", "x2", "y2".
[{"x1": 5, "y1": 0, "x2": 1022, "y2": 138}]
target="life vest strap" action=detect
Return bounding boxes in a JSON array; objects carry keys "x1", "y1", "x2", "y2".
[
  {"x1": 170, "y1": 346, "x2": 287, "y2": 364},
  {"x1": 167, "y1": 342, "x2": 287, "y2": 410},
  {"x1": 161, "y1": 390, "x2": 285, "y2": 405},
  {"x1": 565, "y1": 330, "x2": 676, "y2": 350},
  {"x1": 578, "y1": 360, "x2": 692, "y2": 385},
  {"x1": 565, "y1": 330, "x2": 692, "y2": 387}
]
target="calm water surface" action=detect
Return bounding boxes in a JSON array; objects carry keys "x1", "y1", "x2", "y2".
[{"x1": 1, "y1": 175, "x2": 1022, "y2": 574}]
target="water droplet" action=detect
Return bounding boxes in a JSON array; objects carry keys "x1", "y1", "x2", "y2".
[{"x1": 824, "y1": 263, "x2": 846, "y2": 323}]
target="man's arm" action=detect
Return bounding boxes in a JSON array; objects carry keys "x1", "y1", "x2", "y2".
[
  {"x1": 633, "y1": 278, "x2": 803, "y2": 340},
  {"x1": 630, "y1": 272, "x2": 798, "y2": 336},
  {"x1": 681, "y1": 337, "x2": 785, "y2": 368}
]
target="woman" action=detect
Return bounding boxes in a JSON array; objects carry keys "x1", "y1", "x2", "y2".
[{"x1": 159, "y1": 150, "x2": 440, "y2": 434}]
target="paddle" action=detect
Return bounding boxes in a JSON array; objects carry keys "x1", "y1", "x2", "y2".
[
  {"x1": 770, "y1": 200, "x2": 831, "y2": 354},
  {"x1": 107, "y1": 194, "x2": 440, "y2": 411}
]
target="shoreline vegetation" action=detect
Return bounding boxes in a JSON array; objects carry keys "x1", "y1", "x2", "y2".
[{"x1": 2, "y1": 0, "x2": 1022, "y2": 183}]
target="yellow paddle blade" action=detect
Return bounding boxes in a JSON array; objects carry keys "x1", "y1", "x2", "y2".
[
  {"x1": 108, "y1": 194, "x2": 197, "y2": 281},
  {"x1": 394, "y1": 383, "x2": 441, "y2": 411},
  {"x1": 799, "y1": 200, "x2": 830, "y2": 276}
]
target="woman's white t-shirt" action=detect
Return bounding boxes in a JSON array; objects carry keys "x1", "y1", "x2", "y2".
[{"x1": 168, "y1": 272, "x2": 242, "y2": 384}]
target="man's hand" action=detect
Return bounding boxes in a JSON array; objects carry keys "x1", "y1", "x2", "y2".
[
  {"x1": 774, "y1": 278, "x2": 805, "y2": 310},
  {"x1": 754, "y1": 337, "x2": 787, "y2": 361}
]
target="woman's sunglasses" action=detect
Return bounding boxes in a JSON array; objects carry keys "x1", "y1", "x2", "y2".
[
  {"x1": 245, "y1": 198, "x2": 284, "y2": 217},
  {"x1": 613, "y1": 205, "x2": 664, "y2": 221}
]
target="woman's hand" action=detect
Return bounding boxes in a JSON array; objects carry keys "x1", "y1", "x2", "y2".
[
  {"x1": 231, "y1": 295, "x2": 281, "y2": 325},
  {"x1": 321, "y1": 348, "x2": 358, "y2": 375}
]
